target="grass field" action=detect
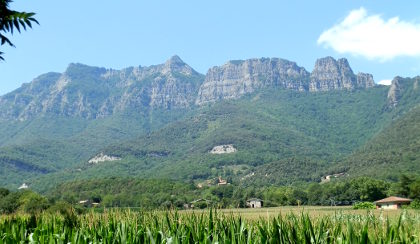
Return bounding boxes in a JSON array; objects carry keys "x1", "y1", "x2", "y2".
[{"x1": 192, "y1": 206, "x2": 420, "y2": 220}]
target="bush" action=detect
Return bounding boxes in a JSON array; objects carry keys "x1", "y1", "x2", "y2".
[
  {"x1": 0, "y1": 191, "x2": 22, "y2": 214},
  {"x1": 47, "y1": 201, "x2": 74, "y2": 215},
  {"x1": 353, "y1": 202, "x2": 375, "y2": 209},
  {"x1": 0, "y1": 190, "x2": 50, "y2": 214},
  {"x1": 22, "y1": 194, "x2": 50, "y2": 214},
  {"x1": 0, "y1": 187, "x2": 9, "y2": 198},
  {"x1": 409, "y1": 199, "x2": 420, "y2": 209}
]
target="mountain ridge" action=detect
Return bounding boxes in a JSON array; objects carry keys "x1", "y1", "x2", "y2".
[
  {"x1": 0, "y1": 56, "x2": 374, "y2": 120},
  {"x1": 2, "y1": 55, "x2": 419, "y2": 191}
]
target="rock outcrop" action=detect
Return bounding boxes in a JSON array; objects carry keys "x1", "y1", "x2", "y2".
[
  {"x1": 210, "y1": 144, "x2": 237, "y2": 154},
  {"x1": 196, "y1": 58, "x2": 309, "y2": 104},
  {"x1": 196, "y1": 56, "x2": 375, "y2": 104},
  {"x1": 88, "y1": 153, "x2": 121, "y2": 164},
  {"x1": 309, "y1": 57, "x2": 375, "y2": 92},
  {"x1": 387, "y1": 77, "x2": 403, "y2": 108}
]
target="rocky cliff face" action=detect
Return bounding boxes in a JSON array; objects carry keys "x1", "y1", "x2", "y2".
[
  {"x1": 387, "y1": 77, "x2": 403, "y2": 108},
  {"x1": 0, "y1": 56, "x2": 204, "y2": 120},
  {"x1": 196, "y1": 56, "x2": 375, "y2": 104},
  {"x1": 196, "y1": 58, "x2": 309, "y2": 104},
  {"x1": 309, "y1": 57, "x2": 375, "y2": 92}
]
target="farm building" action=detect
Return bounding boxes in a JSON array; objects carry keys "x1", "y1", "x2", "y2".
[
  {"x1": 246, "y1": 198, "x2": 263, "y2": 208},
  {"x1": 374, "y1": 196, "x2": 412, "y2": 209}
]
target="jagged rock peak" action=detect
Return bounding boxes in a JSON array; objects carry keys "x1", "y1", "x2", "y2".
[
  {"x1": 166, "y1": 55, "x2": 185, "y2": 65},
  {"x1": 309, "y1": 56, "x2": 374, "y2": 92},
  {"x1": 162, "y1": 55, "x2": 196, "y2": 75}
]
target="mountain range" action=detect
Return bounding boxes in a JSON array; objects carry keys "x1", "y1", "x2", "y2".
[{"x1": 0, "y1": 55, "x2": 419, "y2": 191}]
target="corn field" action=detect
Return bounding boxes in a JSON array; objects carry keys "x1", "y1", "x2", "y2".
[{"x1": 0, "y1": 209, "x2": 419, "y2": 243}]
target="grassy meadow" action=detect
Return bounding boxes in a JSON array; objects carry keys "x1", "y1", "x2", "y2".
[{"x1": 1, "y1": 207, "x2": 419, "y2": 243}]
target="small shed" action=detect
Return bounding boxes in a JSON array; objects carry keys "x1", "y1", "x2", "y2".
[
  {"x1": 374, "y1": 196, "x2": 412, "y2": 209},
  {"x1": 246, "y1": 198, "x2": 263, "y2": 208}
]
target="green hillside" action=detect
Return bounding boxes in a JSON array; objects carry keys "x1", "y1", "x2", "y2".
[
  {"x1": 28, "y1": 85, "x2": 401, "y2": 191},
  {"x1": 2, "y1": 73, "x2": 420, "y2": 192},
  {"x1": 0, "y1": 109, "x2": 191, "y2": 189},
  {"x1": 332, "y1": 77, "x2": 420, "y2": 180},
  {"x1": 337, "y1": 104, "x2": 420, "y2": 180}
]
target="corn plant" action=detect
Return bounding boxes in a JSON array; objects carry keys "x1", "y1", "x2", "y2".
[{"x1": 0, "y1": 209, "x2": 419, "y2": 243}]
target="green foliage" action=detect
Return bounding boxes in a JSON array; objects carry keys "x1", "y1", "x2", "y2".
[
  {"x1": 262, "y1": 177, "x2": 389, "y2": 207},
  {"x1": 0, "y1": 187, "x2": 9, "y2": 197},
  {"x1": 0, "y1": 190, "x2": 22, "y2": 214},
  {"x1": 0, "y1": 0, "x2": 39, "y2": 60},
  {"x1": 78, "y1": 86, "x2": 393, "y2": 188},
  {"x1": 408, "y1": 199, "x2": 420, "y2": 209},
  {"x1": 0, "y1": 190, "x2": 49, "y2": 214},
  {"x1": 390, "y1": 174, "x2": 420, "y2": 200},
  {"x1": 48, "y1": 178, "x2": 201, "y2": 209},
  {"x1": 353, "y1": 202, "x2": 375, "y2": 209},
  {"x1": 45, "y1": 176, "x2": 393, "y2": 209}
]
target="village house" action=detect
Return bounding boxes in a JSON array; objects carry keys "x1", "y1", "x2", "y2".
[
  {"x1": 246, "y1": 198, "x2": 263, "y2": 208},
  {"x1": 374, "y1": 196, "x2": 412, "y2": 209}
]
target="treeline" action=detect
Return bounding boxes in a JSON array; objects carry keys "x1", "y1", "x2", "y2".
[
  {"x1": 1, "y1": 175, "x2": 419, "y2": 214},
  {"x1": 0, "y1": 188, "x2": 75, "y2": 215}
]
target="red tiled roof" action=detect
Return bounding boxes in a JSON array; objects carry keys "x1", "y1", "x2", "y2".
[{"x1": 374, "y1": 196, "x2": 412, "y2": 204}]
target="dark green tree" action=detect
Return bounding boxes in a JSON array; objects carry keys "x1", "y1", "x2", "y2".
[
  {"x1": 0, "y1": 187, "x2": 9, "y2": 197},
  {"x1": 398, "y1": 174, "x2": 415, "y2": 197},
  {"x1": 0, "y1": 0, "x2": 38, "y2": 60}
]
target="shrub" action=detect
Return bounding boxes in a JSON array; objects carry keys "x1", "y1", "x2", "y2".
[
  {"x1": 409, "y1": 199, "x2": 420, "y2": 209},
  {"x1": 353, "y1": 201, "x2": 375, "y2": 209},
  {"x1": 0, "y1": 187, "x2": 10, "y2": 198}
]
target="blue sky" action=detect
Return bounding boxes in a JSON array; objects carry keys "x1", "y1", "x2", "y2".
[{"x1": 1, "y1": 1, "x2": 420, "y2": 94}]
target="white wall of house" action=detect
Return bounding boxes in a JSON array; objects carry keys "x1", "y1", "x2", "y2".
[
  {"x1": 377, "y1": 203, "x2": 399, "y2": 209},
  {"x1": 248, "y1": 200, "x2": 262, "y2": 208}
]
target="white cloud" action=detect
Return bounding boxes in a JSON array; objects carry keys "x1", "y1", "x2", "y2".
[
  {"x1": 318, "y1": 8, "x2": 420, "y2": 61},
  {"x1": 377, "y1": 79, "x2": 392, "y2": 86}
]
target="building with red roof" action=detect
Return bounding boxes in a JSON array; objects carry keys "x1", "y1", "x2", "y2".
[{"x1": 374, "y1": 196, "x2": 412, "y2": 209}]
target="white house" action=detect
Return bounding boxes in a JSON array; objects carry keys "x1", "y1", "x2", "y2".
[
  {"x1": 246, "y1": 198, "x2": 263, "y2": 208},
  {"x1": 374, "y1": 196, "x2": 412, "y2": 209}
]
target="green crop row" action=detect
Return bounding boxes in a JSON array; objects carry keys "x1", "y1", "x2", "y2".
[{"x1": 0, "y1": 210, "x2": 419, "y2": 243}]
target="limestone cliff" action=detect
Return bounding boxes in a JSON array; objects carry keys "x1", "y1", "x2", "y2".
[
  {"x1": 196, "y1": 58, "x2": 309, "y2": 104},
  {"x1": 309, "y1": 57, "x2": 374, "y2": 92}
]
